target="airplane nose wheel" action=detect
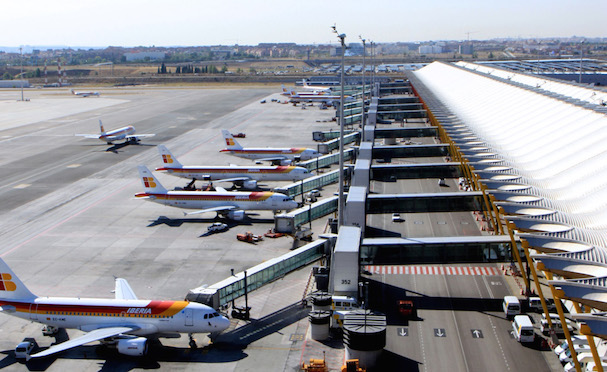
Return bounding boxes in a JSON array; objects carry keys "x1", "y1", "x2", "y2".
[{"x1": 188, "y1": 334, "x2": 197, "y2": 349}]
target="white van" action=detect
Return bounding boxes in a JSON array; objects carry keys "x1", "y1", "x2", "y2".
[
  {"x1": 503, "y1": 296, "x2": 521, "y2": 317},
  {"x1": 540, "y1": 312, "x2": 573, "y2": 334},
  {"x1": 512, "y1": 315, "x2": 535, "y2": 343}
]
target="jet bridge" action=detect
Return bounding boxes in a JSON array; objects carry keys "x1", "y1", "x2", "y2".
[{"x1": 186, "y1": 239, "x2": 329, "y2": 310}]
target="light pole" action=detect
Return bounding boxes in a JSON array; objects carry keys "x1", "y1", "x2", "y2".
[
  {"x1": 332, "y1": 25, "x2": 346, "y2": 229},
  {"x1": 19, "y1": 47, "x2": 24, "y2": 102},
  {"x1": 579, "y1": 40, "x2": 585, "y2": 84},
  {"x1": 359, "y1": 36, "x2": 366, "y2": 127}
]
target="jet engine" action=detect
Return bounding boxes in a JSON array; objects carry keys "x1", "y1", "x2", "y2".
[
  {"x1": 279, "y1": 159, "x2": 292, "y2": 166},
  {"x1": 116, "y1": 337, "x2": 148, "y2": 356},
  {"x1": 227, "y1": 210, "x2": 245, "y2": 221},
  {"x1": 242, "y1": 180, "x2": 257, "y2": 190}
]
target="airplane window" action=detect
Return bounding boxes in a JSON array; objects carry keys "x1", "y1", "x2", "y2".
[{"x1": 213, "y1": 312, "x2": 220, "y2": 317}]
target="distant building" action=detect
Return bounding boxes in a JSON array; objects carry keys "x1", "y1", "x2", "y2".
[
  {"x1": 459, "y1": 43, "x2": 474, "y2": 55},
  {"x1": 418, "y1": 45, "x2": 443, "y2": 54},
  {"x1": 123, "y1": 52, "x2": 165, "y2": 62},
  {"x1": 0, "y1": 80, "x2": 30, "y2": 88}
]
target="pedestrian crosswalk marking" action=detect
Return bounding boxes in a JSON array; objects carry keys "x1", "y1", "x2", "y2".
[{"x1": 363, "y1": 265, "x2": 500, "y2": 276}]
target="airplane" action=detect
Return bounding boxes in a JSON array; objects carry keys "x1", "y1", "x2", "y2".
[
  {"x1": 280, "y1": 84, "x2": 328, "y2": 96},
  {"x1": 76, "y1": 120, "x2": 155, "y2": 145},
  {"x1": 287, "y1": 90, "x2": 352, "y2": 105},
  {"x1": 136, "y1": 165, "x2": 298, "y2": 220},
  {"x1": 71, "y1": 89, "x2": 100, "y2": 97},
  {"x1": 156, "y1": 145, "x2": 312, "y2": 190},
  {"x1": 220, "y1": 130, "x2": 321, "y2": 165},
  {"x1": 300, "y1": 79, "x2": 332, "y2": 92},
  {"x1": 0, "y1": 256, "x2": 230, "y2": 359}
]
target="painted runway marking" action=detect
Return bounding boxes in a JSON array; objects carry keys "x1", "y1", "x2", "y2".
[
  {"x1": 13, "y1": 184, "x2": 30, "y2": 189},
  {"x1": 363, "y1": 265, "x2": 500, "y2": 276}
]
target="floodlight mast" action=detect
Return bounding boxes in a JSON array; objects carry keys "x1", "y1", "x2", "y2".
[
  {"x1": 359, "y1": 36, "x2": 366, "y2": 127},
  {"x1": 332, "y1": 25, "x2": 346, "y2": 229}
]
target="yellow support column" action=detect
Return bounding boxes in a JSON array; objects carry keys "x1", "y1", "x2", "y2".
[
  {"x1": 520, "y1": 239, "x2": 552, "y2": 328},
  {"x1": 505, "y1": 221, "x2": 529, "y2": 289},
  {"x1": 547, "y1": 273, "x2": 582, "y2": 372}
]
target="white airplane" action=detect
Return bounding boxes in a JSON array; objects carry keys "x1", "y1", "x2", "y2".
[
  {"x1": 76, "y1": 120, "x2": 155, "y2": 145},
  {"x1": 156, "y1": 145, "x2": 312, "y2": 189},
  {"x1": 280, "y1": 84, "x2": 328, "y2": 96},
  {"x1": 219, "y1": 130, "x2": 321, "y2": 165},
  {"x1": 287, "y1": 90, "x2": 351, "y2": 104},
  {"x1": 136, "y1": 165, "x2": 298, "y2": 220},
  {"x1": 71, "y1": 89, "x2": 100, "y2": 97},
  {"x1": 0, "y1": 257, "x2": 229, "y2": 359},
  {"x1": 301, "y1": 79, "x2": 331, "y2": 92}
]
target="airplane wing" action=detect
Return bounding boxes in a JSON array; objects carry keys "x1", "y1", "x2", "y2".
[
  {"x1": 0, "y1": 305, "x2": 16, "y2": 313},
  {"x1": 115, "y1": 278, "x2": 138, "y2": 300},
  {"x1": 29, "y1": 326, "x2": 138, "y2": 359},
  {"x1": 75, "y1": 134, "x2": 101, "y2": 139},
  {"x1": 213, "y1": 177, "x2": 250, "y2": 183},
  {"x1": 184, "y1": 205, "x2": 236, "y2": 216},
  {"x1": 254, "y1": 156, "x2": 288, "y2": 162}
]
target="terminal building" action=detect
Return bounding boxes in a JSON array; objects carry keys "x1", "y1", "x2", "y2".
[{"x1": 189, "y1": 60, "x2": 607, "y2": 370}]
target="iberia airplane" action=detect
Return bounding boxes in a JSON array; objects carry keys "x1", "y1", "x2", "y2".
[
  {"x1": 156, "y1": 145, "x2": 312, "y2": 189},
  {"x1": 136, "y1": 166, "x2": 298, "y2": 220},
  {"x1": 0, "y1": 257, "x2": 229, "y2": 359},
  {"x1": 301, "y1": 79, "x2": 332, "y2": 92},
  {"x1": 288, "y1": 90, "x2": 351, "y2": 104},
  {"x1": 280, "y1": 84, "x2": 328, "y2": 96},
  {"x1": 220, "y1": 130, "x2": 321, "y2": 165},
  {"x1": 71, "y1": 89, "x2": 100, "y2": 97},
  {"x1": 76, "y1": 120, "x2": 155, "y2": 145}
]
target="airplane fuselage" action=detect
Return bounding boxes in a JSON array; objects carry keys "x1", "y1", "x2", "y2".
[
  {"x1": 219, "y1": 148, "x2": 319, "y2": 161},
  {"x1": 135, "y1": 190, "x2": 298, "y2": 211},
  {"x1": 100, "y1": 126, "x2": 136, "y2": 143},
  {"x1": 156, "y1": 165, "x2": 310, "y2": 181},
  {"x1": 0, "y1": 297, "x2": 229, "y2": 336}
]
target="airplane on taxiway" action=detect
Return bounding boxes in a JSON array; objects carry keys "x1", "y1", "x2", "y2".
[
  {"x1": 156, "y1": 145, "x2": 312, "y2": 189},
  {"x1": 75, "y1": 120, "x2": 155, "y2": 145},
  {"x1": 71, "y1": 89, "x2": 100, "y2": 97},
  {"x1": 219, "y1": 130, "x2": 321, "y2": 165},
  {"x1": 136, "y1": 165, "x2": 298, "y2": 220},
  {"x1": 0, "y1": 257, "x2": 229, "y2": 359}
]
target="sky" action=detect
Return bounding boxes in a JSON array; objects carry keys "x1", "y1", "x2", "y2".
[{"x1": 1, "y1": 0, "x2": 606, "y2": 48}]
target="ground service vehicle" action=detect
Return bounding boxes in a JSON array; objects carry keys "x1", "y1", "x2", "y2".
[
  {"x1": 503, "y1": 296, "x2": 521, "y2": 317},
  {"x1": 512, "y1": 315, "x2": 535, "y2": 343}
]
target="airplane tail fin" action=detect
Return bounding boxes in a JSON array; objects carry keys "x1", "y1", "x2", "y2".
[
  {"x1": 0, "y1": 258, "x2": 36, "y2": 301},
  {"x1": 221, "y1": 130, "x2": 242, "y2": 150},
  {"x1": 157, "y1": 145, "x2": 183, "y2": 168},
  {"x1": 302, "y1": 79, "x2": 308, "y2": 87},
  {"x1": 281, "y1": 84, "x2": 287, "y2": 93},
  {"x1": 137, "y1": 166, "x2": 167, "y2": 194},
  {"x1": 99, "y1": 120, "x2": 107, "y2": 136}
]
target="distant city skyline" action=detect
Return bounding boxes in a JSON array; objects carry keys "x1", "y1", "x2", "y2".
[{"x1": 1, "y1": 0, "x2": 605, "y2": 48}]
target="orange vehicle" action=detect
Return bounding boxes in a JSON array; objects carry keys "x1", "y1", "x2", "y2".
[{"x1": 397, "y1": 300, "x2": 415, "y2": 318}]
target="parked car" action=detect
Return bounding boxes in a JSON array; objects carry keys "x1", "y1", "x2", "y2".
[
  {"x1": 392, "y1": 213, "x2": 403, "y2": 222},
  {"x1": 207, "y1": 222, "x2": 228, "y2": 233},
  {"x1": 232, "y1": 132, "x2": 246, "y2": 138}
]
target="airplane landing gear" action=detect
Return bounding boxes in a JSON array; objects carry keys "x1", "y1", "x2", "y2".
[{"x1": 188, "y1": 334, "x2": 197, "y2": 349}]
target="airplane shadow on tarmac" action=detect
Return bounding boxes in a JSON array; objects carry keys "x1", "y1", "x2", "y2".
[
  {"x1": 0, "y1": 336, "x2": 247, "y2": 371},
  {"x1": 147, "y1": 216, "x2": 275, "y2": 229}
]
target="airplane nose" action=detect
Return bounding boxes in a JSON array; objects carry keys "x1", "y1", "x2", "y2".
[{"x1": 219, "y1": 316, "x2": 230, "y2": 331}]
